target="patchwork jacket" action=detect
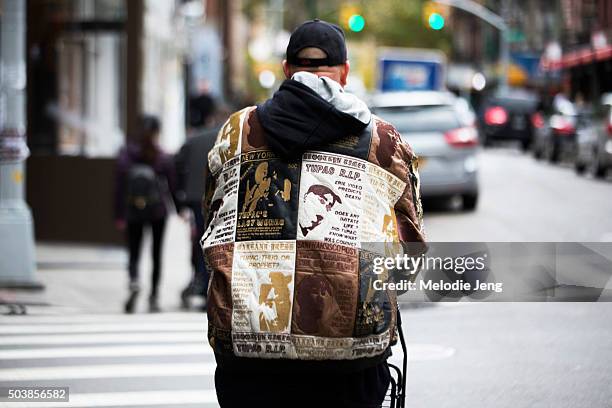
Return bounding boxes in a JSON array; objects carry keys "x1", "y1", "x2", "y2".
[{"x1": 202, "y1": 102, "x2": 425, "y2": 372}]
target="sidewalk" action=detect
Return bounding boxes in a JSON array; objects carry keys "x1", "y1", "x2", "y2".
[{"x1": 0, "y1": 216, "x2": 196, "y2": 315}]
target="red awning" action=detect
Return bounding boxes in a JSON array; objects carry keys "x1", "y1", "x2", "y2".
[
  {"x1": 594, "y1": 44, "x2": 612, "y2": 61},
  {"x1": 541, "y1": 44, "x2": 612, "y2": 71},
  {"x1": 562, "y1": 45, "x2": 612, "y2": 68}
]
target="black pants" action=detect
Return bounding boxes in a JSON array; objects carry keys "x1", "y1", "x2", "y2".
[
  {"x1": 215, "y1": 362, "x2": 391, "y2": 408},
  {"x1": 127, "y1": 218, "x2": 167, "y2": 297}
]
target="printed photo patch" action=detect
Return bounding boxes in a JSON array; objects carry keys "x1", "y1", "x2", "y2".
[
  {"x1": 231, "y1": 240, "x2": 297, "y2": 359},
  {"x1": 236, "y1": 150, "x2": 300, "y2": 241},
  {"x1": 292, "y1": 241, "x2": 359, "y2": 338}
]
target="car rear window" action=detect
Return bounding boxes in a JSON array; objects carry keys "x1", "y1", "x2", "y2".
[
  {"x1": 490, "y1": 97, "x2": 538, "y2": 111},
  {"x1": 374, "y1": 105, "x2": 461, "y2": 132}
]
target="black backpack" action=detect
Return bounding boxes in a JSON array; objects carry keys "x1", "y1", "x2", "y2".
[{"x1": 126, "y1": 163, "x2": 164, "y2": 221}]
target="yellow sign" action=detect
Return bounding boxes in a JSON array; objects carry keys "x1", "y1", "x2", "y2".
[{"x1": 508, "y1": 64, "x2": 528, "y2": 87}]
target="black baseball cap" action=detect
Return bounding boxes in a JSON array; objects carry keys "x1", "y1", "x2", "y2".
[{"x1": 286, "y1": 19, "x2": 347, "y2": 67}]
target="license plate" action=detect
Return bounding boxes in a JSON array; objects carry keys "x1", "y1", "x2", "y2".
[{"x1": 512, "y1": 116, "x2": 526, "y2": 130}]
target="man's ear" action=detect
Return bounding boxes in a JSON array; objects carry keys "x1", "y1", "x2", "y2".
[
  {"x1": 282, "y1": 60, "x2": 291, "y2": 79},
  {"x1": 339, "y1": 61, "x2": 350, "y2": 87}
]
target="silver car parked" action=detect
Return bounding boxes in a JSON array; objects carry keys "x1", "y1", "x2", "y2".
[{"x1": 370, "y1": 91, "x2": 480, "y2": 210}]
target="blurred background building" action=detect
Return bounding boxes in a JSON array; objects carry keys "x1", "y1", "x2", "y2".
[
  {"x1": 448, "y1": 0, "x2": 612, "y2": 102},
  {"x1": 24, "y1": 0, "x2": 248, "y2": 244}
]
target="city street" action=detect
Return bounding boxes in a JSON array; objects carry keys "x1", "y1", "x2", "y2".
[
  {"x1": 424, "y1": 147, "x2": 612, "y2": 242},
  {"x1": 1, "y1": 147, "x2": 612, "y2": 407}
]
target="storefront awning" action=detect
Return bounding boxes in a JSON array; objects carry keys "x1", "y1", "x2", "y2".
[{"x1": 541, "y1": 45, "x2": 612, "y2": 71}]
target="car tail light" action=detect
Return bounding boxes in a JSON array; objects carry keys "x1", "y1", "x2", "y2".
[
  {"x1": 531, "y1": 112, "x2": 544, "y2": 129},
  {"x1": 550, "y1": 114, "x2": 575, "y2": 135},
  {"x1": 607, "y1": 121, "x2": 612, "y2": 137},
  {"x1": 445, "y1": 126, "x2": 479, "y2": 148},
  {"x1": 484, "y1": 106, "x2": 508, "y2": 126}
]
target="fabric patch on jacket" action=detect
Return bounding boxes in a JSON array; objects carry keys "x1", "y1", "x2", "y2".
[
  {"x1": 292, "y1": 241, "x2": 359, "y2": 338},
  {"x1": 231, "y1": 240, "x2": 297, "y2": 359},
  {"x1": 296, "y1": 151, "x2": 405, "y2": 246},
  {"x1": 236, "y1": 151, "x2": 300, "y2": 241}
]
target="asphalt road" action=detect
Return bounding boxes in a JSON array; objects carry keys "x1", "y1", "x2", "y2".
[
  {"x1": 2, "y1": 305, "x2": 611, "y2": 408},
  {"x1": 423, "y1": 147, "x2": 612, "y2": 242},
  {"x1": 398, "y1": 303, "x2": 612, "y2": 408}
]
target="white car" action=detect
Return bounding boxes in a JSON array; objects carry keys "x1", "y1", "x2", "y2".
[{"x1": 370, "y1": 91, "x2": 480, "y2": 210}]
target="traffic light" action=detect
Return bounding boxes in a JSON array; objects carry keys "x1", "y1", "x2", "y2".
[
  {"x1": 340, "y1": 3, "x2": 365, "y2": 32},
  {"x1": 423, "y1": 1, "x2": 449, "y2": 30},
  {"x1": 348, "y1": 14, "x2": 365, "y2": 32},
  {"x1": 428, "y1": 12, "x2": 445, "y2": 30}
]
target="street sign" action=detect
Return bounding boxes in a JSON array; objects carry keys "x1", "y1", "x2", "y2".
[{"x1": 378, "y1": 48, "x2": 447, "y2": 92}]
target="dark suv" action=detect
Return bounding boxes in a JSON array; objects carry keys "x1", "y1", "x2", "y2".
[{"x1": 479, "y1": 88, "x2": 539, "y2": 151}]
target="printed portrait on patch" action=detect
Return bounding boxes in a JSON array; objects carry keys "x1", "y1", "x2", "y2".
[
  {"x1": 258, "y1": 271, "x2": 293, "y2": 332},
  {"x1": 292, "y1": 241, "x2": 359, "y2": 338},
  {"x1": 236, "y1": 151, "x2": 299, "y2": 241},
  {"x1": 298, "y1": 184, "x2": 343, "y2": 239},
  {"x1": 231, "y1": 241, "x2": 296, "y2": 334},
  {"x1": 297, "y1": 152, "x2": 366, "y2": 247}
]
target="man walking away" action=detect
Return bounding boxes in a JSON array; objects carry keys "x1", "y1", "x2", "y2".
[{"x1": 203, "y1": 19, "x2": 425, "y2": 408}]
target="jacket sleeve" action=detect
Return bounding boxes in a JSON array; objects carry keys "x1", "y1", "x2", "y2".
[
  {"x1": 393, "y1": 139, "x2": 427, "y2": 289},
  {"x1": 395, "y1": 144, "x2": 426, "y2": 245}
]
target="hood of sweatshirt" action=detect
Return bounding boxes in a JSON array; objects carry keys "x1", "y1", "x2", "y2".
[{"x1": 256, "y1": 71, "x2": 371, "y2": 159}]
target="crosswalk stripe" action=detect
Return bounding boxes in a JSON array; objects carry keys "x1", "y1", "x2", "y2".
[
  {"x1": 0, "y1": 362, "x2": 217, "y2": 381},
  {"x1": 0, "y1": 313, "x2": 207, "y2": 325},
  {"x1": 0, "y1": 332, "x2": 205, "y2": 346},
  {"x1": 0, "y1": 390, "x2": 218, "y2": 407},
  {"x1": 0, "y1": 322, "x2": 205, "y2": 334},
  {"x1": 0, "y1": 344, "x2": 213, "y2": 360}
]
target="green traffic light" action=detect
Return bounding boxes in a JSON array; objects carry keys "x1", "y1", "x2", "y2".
[
  {"x1": 348, "y1": 14, "x2": 365, "y2": 32},
  {"x1": 428, "y1": 12, "x2": 445, "y2": 30}
]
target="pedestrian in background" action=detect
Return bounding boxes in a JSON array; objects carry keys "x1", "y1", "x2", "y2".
[
  {"x1": 175, "y1": 124, "x2": 220, "y2": 310},
  {"x1": 114, "y1": 115, "x2": 177, "y2": 313},
  {"x1": 188, "y1": 79, "x2": 216, "y2": 132}
]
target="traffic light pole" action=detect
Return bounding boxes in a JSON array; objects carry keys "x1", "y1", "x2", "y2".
[
  {"x1": 431, "y1": 0, "x2": 509, "y2": 89},
  {"x1": 0, "y1": 0, "x2": 40, "y2": 289}
]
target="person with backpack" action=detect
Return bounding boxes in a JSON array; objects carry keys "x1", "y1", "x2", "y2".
[{"x1": 114, "y1": 115, "x2": 177, "y2": 313}]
